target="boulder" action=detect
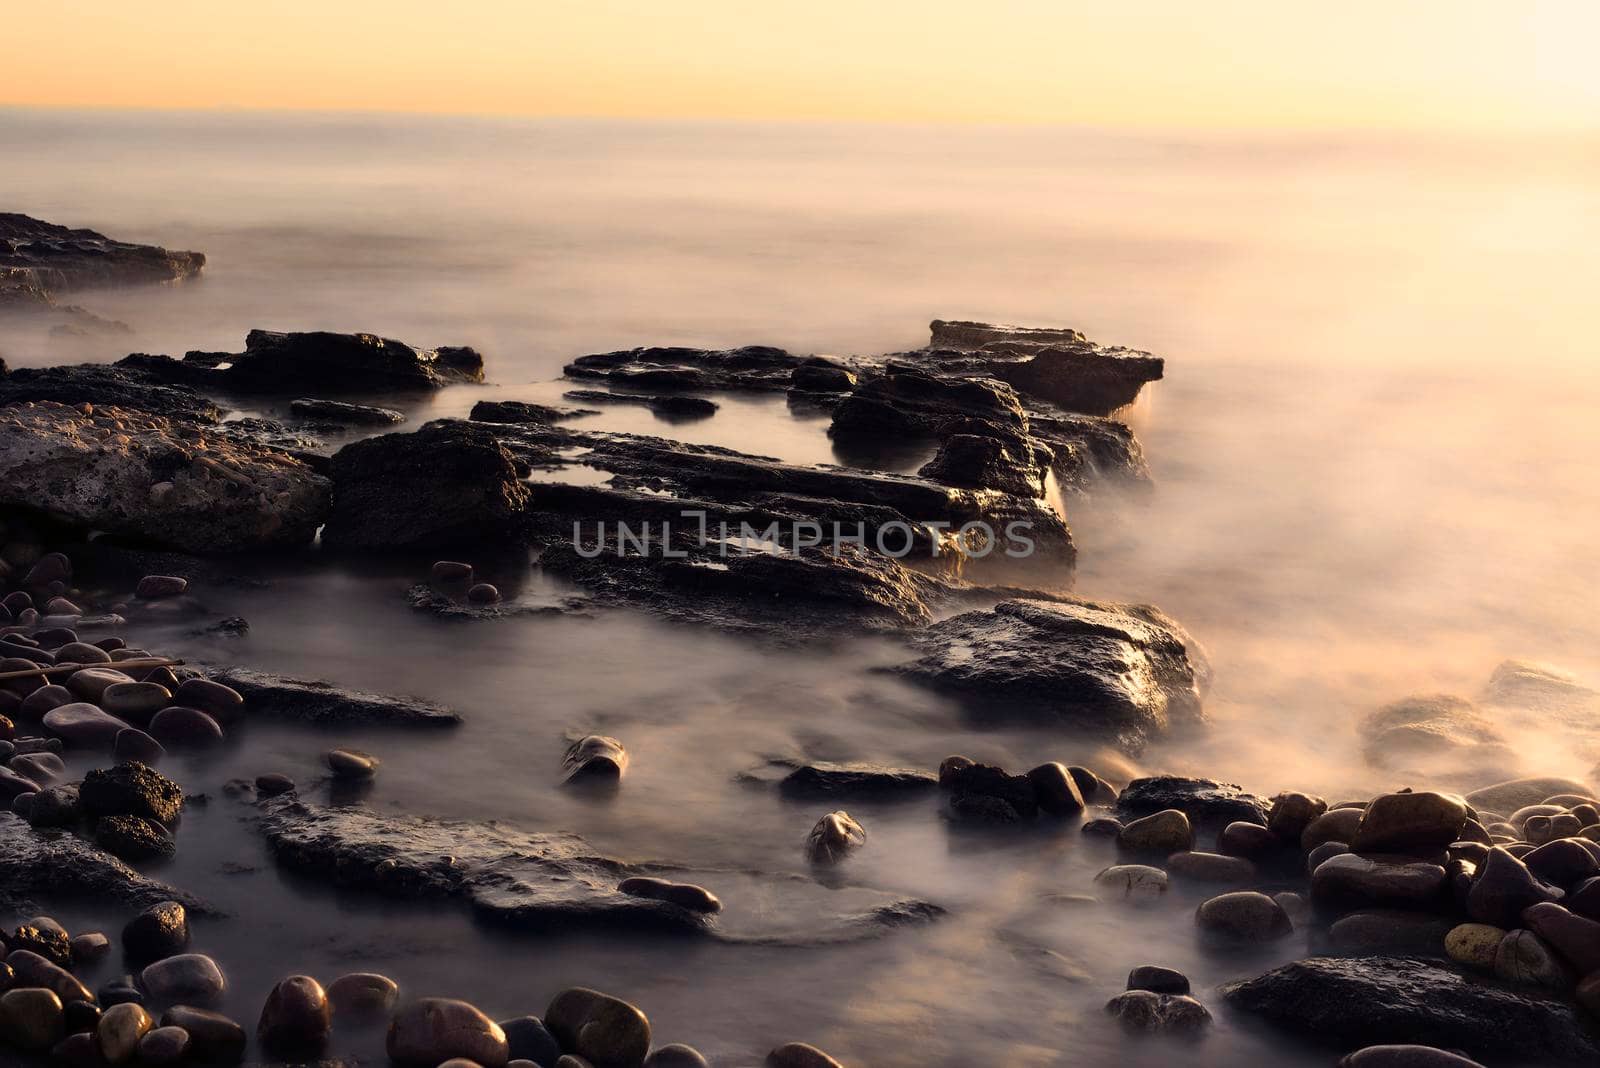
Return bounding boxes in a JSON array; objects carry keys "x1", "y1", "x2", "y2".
[
  {"x1": 321, "y1": 421, "x2": 530, "y2": 550},
  {"x1": 1351, "y1": 792, "x2": 1468, "y2": 854},
  {"x1": 0, "y1": 213, "x2": 203, "y2": 291},
  {"x1": 922, "y1": 320, "x2": 1164, "y2": 414},
  {"x1": 0, "y1": 402, "x2": 329, "y2": 552},
  {"x1": 1117, "y1": 775, "x2": 1266, "y2": 827},
  {"x1": 79, "y1": 761, "x2": 184, "y2": 823}
]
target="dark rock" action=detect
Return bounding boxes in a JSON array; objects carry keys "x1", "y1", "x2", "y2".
[
  {"x1": 901, "y1": 599, "x2": 1207, "y2": 751},
  {"x1": 499, "y1": 1016, "x2": 561, "y2": 1066},
  {"x1": 26, "y1": 784, "x2": 81, "y2": 829},
  {"x1": 1302, "y1": 808, "x2": 1365, "y2": 851},
  {"x1": 102, "y1": 682, "x2": 173, "y2": 723},
  {"x1": 62, "y1": 999, "x2": 100, "y2": 1035},
  {"x1": 0, "y1": 364, "x2": 220, "y2": 421},
  {"x1": 149, "y1": 329, "x2": 487, "y2": 394},
  {"x1": 321, "y1": 421, "x2": 530, "y2": 550},
  {"x1": 544, "y1": 988, "x2": 649, "y2": 1068},
  {"x1": 1223, "y1": 955, "x2": 1600, "y2": 1063},
  {"x1": 0, "y1": 812, "x2": 201, "y2": 917},
  {"x1": 139, "y1": 953, "x2": 226, "y2": 1006},
  {"x1": 1127, "y1": 965, "x2": 1190, "y2": 994},
  {"x1": 137, "y1": 1025, "x2": 190, "y2": 1065},
  {"x1": 562, "y1": 735, "x2": 627, "y2": 783},
  {"x1": 467, "y1": 582, "x2": 501, "y2": 604},
  {"x1": 94, "y1": 815, "x2": 176, "y2": 863},
  {"x1": 0, "y1": 985, "x2": 64, "y2": 1051},
  {"x1": 386, "y1": 998, "x2": 508, "y2": 1067},
  {"x1": 148, "y1": 706, "x2": 224, "y2": 746},
  {"x1": 43, "y1": 702, "x2": 132, "y2": 747},
  {"x1": 257, "y1": 975, "x2": 331, "y2": 1056},
  {"x1": 790, "y1": 363, "x2": 857, "y2": 392},
  {"x1": 134, "y1": 575, "x2": 188, "y2": 600},
  {"x1": 68, "y1": 932, "x2": 109, "y2": 964},
  {"x1": 255, "y1": 773, "x2": 296, "y2": 797},
  {"x1": 1522, "y1": 901, "x2": 1600, "y2": 974},
  {"x1": 113, "y1": 729, "x2": 165, "y2": 765},
  {"x1": 1267, "y1": 791, "x2": 1328, "y2": 840},
  {"x1": 1523, "y1": 838, "x2": 1600, "y2": 888},
  {"x1": 1339, "y1": 1047, "x2": 1487, "y2": 1068},
  {"x1": 161, "y1": 1006, "x2": 245, "y2": 1062},
  {"x1": 1310, "y1": 854, "x2": 1448, "y2": 910},
  {"x1": 98, "y1": 977, "x2": 145, "y2": 1008},
  {"x1": 0, "y1": 213, "x2": 202, "y2": 292},
  {"x1": 806, "y1": 810, "x2": 868, "y2": 859},
  {"x1": 1117, "y1": 809, "x2": 1192, "y2": 853},
  {"x1": 471, "y1": 399, "x2": 589, "y2": 424},
  {"x1": 290, "y1": 398, "x2": 405, "y2": 425},
  {"x1": 919, "y1": 320, "x2": 1163, "y2": 414},
  {"x1": 1218, "y1": 820, "x2": 1280, "y2": 860},
  {"x1": 325, "y1": 748, "x2": 378, "y2": 780},
  {"x1": 1026, "y1": 761, "x2": 1086, "y2": 816},
  {"x1": 643, "y1": 1044, "x2": 710, "y2": 1068},
  {"x1": 80, "y1": 761, "x2": 184, "y2": 824},
  {"x1": 1117, "y1": 775, "x2": 1265, "y2": 827},
  {"x1": 775, "y1": 761, "x2": 938, "y2": 801},
  {"x1": 1166, "y1": 850, "x2": 1255, "y2": 884},
  {"x1": 561, "y1": 390, "x2": 719, "y2": 421},
  {"x1": 940, "y1": 762, "x2": 1038, "y2": 822},
  {"x1": 326, "y1": 972, "x2": 399, "y2": 1018},
  {"x1": 1352, "y1": 792, "x2": 1469, "y2": 854},
  {"x1": 615, "y1": 877, "x2": 721, "y2": 914},
  {"x1": 1195, "y1": 891, "x2": 1292, "y2": 941},
  {"x1": 1466, "y1": 847, "x2": 1562, "y2": 927},
  {"x1": 9, "y1": 922, "x2": 71, "y2": 966},
  {"x1": 1328, "y1": 910, "x2": 1454, "y2": 955},
  {"x1": 1067, "y1": 765, "x2": 1118, "y2": 804},
  {"x1": 1103, "y1": 990, "x2": 1212, "y2": 1035},
  {"x1": 97, "y1": 1001, "x2": 153, "y2": 1062},
  {"x1": 565, "y1": 345, "x2": 801, "y2": 393},
  {"x1": 208, "y1": 667, "x2": 462, "y2": 727}
]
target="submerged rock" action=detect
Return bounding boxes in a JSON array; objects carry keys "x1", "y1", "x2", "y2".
[
  {"x1": 0, "y1": 402, "x2": 330, "y2": 553},
  {"x1": 899, "y1": 599, "x2": 1206, "y2": 751},
  {"x1": 774, "y1": 760, "x2": 938, "y2": 801},
  {"x1": 562, "y1": 389, "x2": 719, "y2": 421},
  {"x1": 562, "y1": 735, "x2": 628, "y2": 784},
  {"x1": 805, "y1": 811, "x2": 867, "y2": 862},
  {"x1": 207, "y1": 667, "x2": 462, "y2": 727},
  {"x1": 289, "y1": 398, "x2": 405, "y2": 426},
  {"x1": 126, "y1": 329, "x2": 484, "y2": 394},
  {"x1": 79, "y1": 761, "x2": 184, "y2": 824},
  {"x1": 1222, "y1": 956, "x2": 1600, "y2": 1063}
]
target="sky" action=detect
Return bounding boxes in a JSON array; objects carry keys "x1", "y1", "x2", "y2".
[{"x1": 7, "y1": 1, "x2": 1599, "y2": 131}]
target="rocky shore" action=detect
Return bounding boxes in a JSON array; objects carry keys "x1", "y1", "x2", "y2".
[{"x1": 3, "y1": 234, "x2": 1600, "y2": 1067}]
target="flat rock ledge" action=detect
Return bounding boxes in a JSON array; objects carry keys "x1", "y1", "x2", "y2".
[
  {"x1": 0, "y1": 812, "x2": 209, "y2": 917},
  {"x1": 1221, "y1": 956, "x2": 1600, "y2": 1065},
  {"x1": 207, "y1": 667, "x2": 463, "y2": 728},
  {"x1": 255, "y1": 796, "x2": 941, "y2": 944}
]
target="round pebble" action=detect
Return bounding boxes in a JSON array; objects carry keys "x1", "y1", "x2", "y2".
[
  {"x1": 149, "y1": 706, "x2": 225, "y2": 746},
  {"x1": 326, "y1": 748, "x2": 379, "y2": 780},
  {"x1": 328, "y1": 972, "x2": 400, "y2": 1018},
  {"x1": 140, "y1": 953, "x2": 226, "y2": 1006},
  {"x1": 257, "y1": 975, "x2": 331, "y2": 1055}
]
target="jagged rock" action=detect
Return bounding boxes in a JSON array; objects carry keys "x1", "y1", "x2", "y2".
[
  {"x1": 831, "y1": 366, "x2": 1028, "y2": 440},
  {"x1": 1223, "y1": 956, "x2": 1599, "y2": 1064},
  {"x1": 562, "y1": 390, "x2": 718, "y2": 421},
  {"x1": 94, "y1": 815, "x2": 176, "y2": 863},
  {"x1": 1117, "y1": 775, "x2": 1266, "y2": 826},
  {"x1": 0, "y1": 812, "x2": 204, "y2": 916},
  {"x1": 255, "y1": 796, "x2": 937, "y2": 943},
  {"x1": 0, "y1": 402, "x2": 330, "y2": 552},
  {"x1": 322, "y1": 421, "x2": 529, "y2": 549},
  {"x1": 921, "y1": 320, "x2": 1164, "y2": 415},
  {"x1": 917, "y1": 424, "x2": 1046, "y2": 498},
  {"x1": 79, "y1": 761, "x2": 184, "y2": 823},
  {"x1": 470, "y1": 400, "x2": 591, "y2": 424},
  {"x1": 772, "y1": 761, "x2": 939, "y2": 801},
  {"x1": 289, "y1": 398, "x2": 405, "y2": 426},
  {"x1": 0, "y1": 365, "x2": 220, "y2": 421},
  {"x1": 899, "y1": 599, "x2": 1206, "y2": 751},
  {"x1": 0, "y1": 213, "x2": 203, "y2": 291},
  {"x1": 125, "y1": 330, "x2": 483, "y2": 394},
  {"x1": 207, "y1": 667, "x2": 461, "y2": 727},
  {"x1": 565, "y1": 345, "x2": 803, "y2": 393}
]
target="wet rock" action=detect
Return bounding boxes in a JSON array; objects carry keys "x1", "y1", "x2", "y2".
[
  {"x1": 325, "y1": 748, "x2": 379, "y2": 780},
  {"x1": 1117, "y1": 809, "x2": 1192, "y2": 853},
  {"x1": 1302, "y1": 807, "x2": 1365, "y2": 852},
  {"x1": 1494, "y1": 929, "x2": 1570, "y2": 988},
  {"x1": 922, "y1": 320, "x2": 1164, "y2": 414},
  {"x1": 97, "y1": 1002, "x2": 153, "y2": 1064},
  {"x1": 80, "y1": 761, "x2": 184, "y2": 824},
  {"x1": 1103, "y1": 989, "x2": 1212, "y2": 1036},
  {"x1": 544, "y1": 988, "x2": 650, "y2": 1068},
  {"x1": 0, "y1": 363, "x2": 219, "y2": 421},
  {"x1": 565, "y1": 344, "x2": 802, "y2": 393},
  {"x1": 171, "y1": 678, "x2": 245, "y2": 724},
  {"x1": 0, "y1": 402, "x2": 330, "y2": 552},
  {"x1": 68, "y1": 931, "x2": 110, "y2": 965},
  {"x1": 467, "y1": 583, "x2": 502, "y2": 604},
  {"x1": 940, "y1": 761, "x2": 1037, "y2": 822},
  {"x1": 1522, "y1": 901, "x2": 1600, "y2": 974},
  {"x1": 1166, "y1": 850, "x2": 1254, "y2": 884},
  {"x1": 1067, "y1": 765, "x2": 1118, "y2": 804},
  {"x1": 471, "y1": 399, "x2": 587, "y2": 424},
  {"x1": 387, "y1": 997, "x2": 509, "y2": 1067},
  {"x1": 160, "y1": 1006, "x2": 245, "y2": 1062},
  {"x1": 1328, "y1": 910, "x2": 1454, "y2": 955},
  {"x1": 1127, "y1": 965, "x2": 1190, "y2": 995},
  {"x1": 1339, "y1": 1047, "x2": 1487, "y2": 1068},
  {"x1": 113, "y1": 728, "x2": 165, "y2": 765},
  {"x1": 136, "y1": 1025, "x2": 191, "y2": 1065},
  {"x1": 776, "y1": 761, "x2": 938, "y2": 801},
  {"x1": 1523, "y1": 838, "x2": 1600, "y2": 888},
  {"x1": 49, "y1": 1030, "x2": 100, "y2": 1068},
  {"x1": 327, "y1": 972, "x2": 399, "y2": 1018},
  {"x1": 290, "y1": 398, "x2": 405, "y2": 425},
  {"x1": 0, "y1": 986, "x2": 64, "y2": 1051},
  {"x1": 1351, "y1": 792, "x2": 1469, "y2": 854},
  {"x1": 917, "y1": 425, "x2": 1046, "y2": 498},
  {"x1": 134, "y1": 576, "x2": 188, "y2": 600},
  {"x1": 43, "y1": 703, "x2": 132, "y2": 748},
  {"x1": 258, "y1": 975, "x2": 331, "y2": 1056},
  {"x1": 149, "y1": 706, "x2": 224, "y2": 746},
  {"x1": 19, "y1": 684, "x2": 74, "y2": 718},
  {"x1": 209, "y1": 667, "x2": 462, "y2": 727},
  {"x1": 1081, "y1": 817, "x2": 1123, "y2": 837},
  {"x1": 7, "y1": 950, "x2": 92, "y2": 1004},
  {"x1": 1444, "y1": 922, "x2": 1505, "y2": 969},
  {"x1": 55, "y1": 642, "x2": 111, "y2": 664},
  {"x1": 26, "y1": 783, "x2": 79, "y2": 828},
  {"x1": 432, "y1": 559, "x2": 475, "y2": 582},
  {"x1": 903, "y1": 600, "x2": 1205, "y2": 751},
  {"x1": 561, "y1": 390, "x2": 718, "y2": 421},
  {"x1": 642, "y1": 1044, "x2": 709, "y2": 1067},
  {"x1": 1117, "y1": 776, "x2": 1265, "y2": 827},
  {"x1": 1025, "y1": 762, "x2": 1086, "y2": 816},
  {"x1": 616, "y1": 877, "x2": 722, "y2": 914},
  {"x1": 499, "y1": 1016, "x2": 561, "y2": 1066},
  {"x1": 322, "y1": 421, "x2": 529, "y2": 550},
  {"x1": 62, "y1": 1000, "x2": 101, "y2": 1035},
  {"x1": 1092, "y1": 864, "x2": 1169, "y2": 904},
  {"x1": 134, "y1": 329, "x2": 483, "y2": 395},
  {"x1": 1466, "y1": 847, "x2": 1562, "y2": 927},
  {"x1": 0, "y1": 813, "x2": 200, "y2": 917},
  {"x1": 1217, "y1": 820, "x2": 1280, "y2": 860},
  {"x1": 790, "y1": 363, "x2": 857, "y2": 392},
  {"x1": 67, "y1": 668, "x2": 136, "y2": 702},
  {"x1": 10, "y1": 923, "x2": 71, "y2": 966},
  {"x1": 139, "y1": 953, "x2": 226, "y2": 1006},
  {"x1": 1195, "y1": 891, "x2": 1292, "y2": 941},
  {"x1": 97, "y1": 976, "x2": 143, "y2": 1008},
  {"x1": 255, "y1": 773, "x2": 296, "y2": 797},
  {"x1": 1570, "y1": 876, "x2": 1600, "y2": 919},
  {"x1": 95, "y1": 815, "x2": 176, "y2": 863},
  {"x1": 764, "y1": 1043, "x2": 845, "y2": 1068},
  {"x1": 562, "y1": 736, "x2": 627, "y2": 784},
  {"x1": 1267, "y1": 791, "x2": 1328, "y2": 841},
  {"x1": 101, "y1": 682, "x2": 174, "y2": 724},
  {"x1": 806, "y1": 811, "x2": 867, "y2": 862},
  {"x1": 1311, "y1": 853, "x2": 1448, "y2": 909},
  {"x1": 1224, "y1": 955, "x2": 1599, "y2": 1062}
]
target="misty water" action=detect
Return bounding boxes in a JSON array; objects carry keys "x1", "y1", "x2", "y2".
[{"x1": 5, "y1": 109, "x2": 1600, "y2": 1065}]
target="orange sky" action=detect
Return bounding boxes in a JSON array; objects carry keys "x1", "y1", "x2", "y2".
[{"x1": 7, "y1": 1, "x2": 1599, "y2": 130}]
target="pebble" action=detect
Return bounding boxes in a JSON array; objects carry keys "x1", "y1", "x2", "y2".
[
  {"x1": 545, "y1": 987, "x2": 651, "y2": 1068},
  {"x1": 97, "y1": 977, "x2": 144, "y2": 1008},
  {"x1": 1081, "y1": 816, "x2": 1122, "y2": 836},
  {"x1": 137, "y1": 1025, "x2": 192, "y2": 1065},
  {"x1": 100, "y1": 682, "x2": 173, "y2": 723},
  {"x1": 257, "y1": 975, "x2": 331, "y2": 1055},
  {"x1": 172, "y1": 678, "x2": 245, "y2": 724},
  {"x1": 616, "y1": 876, "x2": 722, "y2": 913},
  {"x1": 1493, "y1": 928, "x2": 1570, "y2": 987},
  {"x1": 432, "y1": 561, "x2": 474, "y2": 582},
  {"x1": 1339, "y1": 1046, "x2": 1488, "y2": 1067},
  {"x1": 139, "y1": 953, "x2": 227, "y2": 1006},
  {"x1": 8, "y1": 950, "x2": 93, "y2": 1004},
  {"x1": 1351, "y1": 791, "x2": 1468, "y2": 854},
  {"x1": 387, "y1": 998, "x2": 509, "y2": 1067},
  {"x1": 765, "y1": 1042, "x2": 846, "y2": 1067},
  {"x1": 326, "y1": 747, "x2": 380, "y2": 780},
  {"x1": 467, "y1": 583, "x2": 502, "y2": 604},
  {"x1": 1067, "y1": 765, "x2": 1119, "y2": 804},
  {"x1": 1165, "y1": 850, "x2": 1255, "y2": 883},
  {"x1": 23, "y1": 553, "x2": 71, "y2": 588},
  {"x1": 97, "y1": 1002, "x2": 154, "y2": 1064},
  {"x1": 54, "y1": 642, "x2": 111, "y2": 665},
  {"x1": 805, "y1": 810, "x2": 865, "y2": 863},
  {"x1": 1117, "y1": 809, "x2": 1193, "y2": 853},
  {"x1": 149, "y1": 706, "x2": 225, "y2": 746},
  {"x1": 135, "y1": 576, "x2": 188, "y2": 600},
  {"x1": 1445, "y1": 922, "x2": 1507, "y2": 969},
  {"x1": 1127, "y1": 965, "x2": 1190, "y2": 995},
  {"x1": 1267, "y1": 790, "x2": 1328, "y2": 840},
  {"x1": 643, "y1": 1044, "x2": 710, "y2": 1067},
  {"x1": 65, "y1": 667, "x2": 135, "y2": 702},
  {"x1": 0, "y1": 987, "x2": 64, "y2": 1050},
  {"x1": 255, "y1": 772, "x2": 296, "y2": 797},
  {"x1": 18, "y1": 685, "x2": 74, "y2": 717},
  {"x1": 68, "y1": 932, "x2": 110, "y2": 965},
  {"x1": 44, "y1": 597, "x2": 82, "y2": 617},
  {"x1": 1026, "y1": 761, "x2": 1085, "y2": 815},
  {"x1": 114, "y1": 728, "x2": 166, "y2": 764},
  {"x1": 1195, "y1": 891, "x2": 1293, "y2": 941},
  {"x1": 1466, "y1": 847, "x2": 1561, "y2": 927},
  {"x1": 1217, "y1": 820, "x2": 1279, "y2": 859},
  {"x1": 1328, "y1": 909, "x2": 1453, "y2": 954},
  {"x1": 499, "y1": 1015, "x2": 562, "y2": 1065},
  {"x1": 62, "y1": 1000, "x2": 101, "y2": 1035},
  {"x1": 123, "y1": 901, "x2": 189, "y2": 963},
  {"x1": 1092, "y1": 864, "x2": 1169, "y2": 904},
  {"x1": 160, "y1": 1006, "x2": 246, "y2": 1062},
  {"x1": 1301, "y1": 807, "x2": 1364, "y2": 851},
  {"x1": 1522, "y1": 901, "x2": 1600, "y2": 974},
  {"x1": 1103, "y1": 990, "x2": 1212, "y2": 1035},
  {"x1": 42, "y1": 702, "x2": 132, "y2": 748},
  {"x1": 13, "y1": 752, "x2": 67, "y2": 787},
  {"x1": 1523, "y1": 838, "x2": 1600, "y2": 887},
  {"x1": 49, "y1": 1031, "x2": 99, "y2": 1068},
  {"x1": 10, "y1": 923, "x2": 71, "y2": 966},
  {"x1": 562, "y1": 735, "x2": 628, "y2": 783},
  {"x1": 1310, "y1": 852, "x2": 1448, "y2": 908}
]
